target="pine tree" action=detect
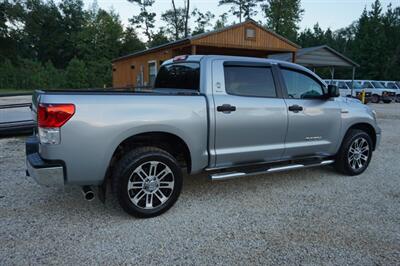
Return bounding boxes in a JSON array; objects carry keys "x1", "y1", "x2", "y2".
[
  {"x1": 128, "y1": 0, "x2": 156, "y2": 43},
  {"x1": 262, "y1": 0, "x2": 304, "y2": 41},
  {"x1": 219, "y1": 0, "x2": 262, "y2": 23}
]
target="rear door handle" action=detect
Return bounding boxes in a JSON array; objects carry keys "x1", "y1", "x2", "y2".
[
  {"x1": 217, "y1": 104, "x2": 236, "y2": 113},
  {"x1": 288, "y1": 104, "x2": 303, "y2": 112}
]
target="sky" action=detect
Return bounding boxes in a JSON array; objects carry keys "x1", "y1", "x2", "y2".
[{"x1": 84, "y1": 0, "x2": 397, "y2": 35}]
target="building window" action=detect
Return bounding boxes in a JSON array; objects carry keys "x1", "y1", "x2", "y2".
[
  {"x1": 245, "y1": 27, "x2": 256, "y2": 40},
  {"x1": 148, "y1": 61, "x2": 157, "y2": 86}
]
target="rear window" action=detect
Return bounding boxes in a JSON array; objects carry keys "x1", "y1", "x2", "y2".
[
  {"x1": 224, "y1": 66, "x2": 277, "y2": 97},
  {"x1": 154, "y1": 62, "x2": 200, "y2": 91}
]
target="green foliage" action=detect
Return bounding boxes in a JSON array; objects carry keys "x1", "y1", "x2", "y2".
[
  {"x1": 0, "y1": 0, "x2": 146, "y2": 90},
  {"x1": 214, "y1": 13, "x2": 229, "y2": 30},
  {"x1": 65, "y1": 57, "x2": 88, "y2": 89},
  {"x1": 191, "y1": 9, "x2": 215, "y2": 35},
  {"x1": 161, "y1": 7, "x2": 188, "y2": 40},
  {"x1": 262, "y1": 0, "x2": 304, "y2": 41},
  {"x1": 128, "y1": 0, "x2": 156, "y2": 42},
  {"x1": 148, "y1": 28, "x2": 170, "y2": 48},
  {"x1": 219, "y1": 0, "x2": 262, "y2": 23}
]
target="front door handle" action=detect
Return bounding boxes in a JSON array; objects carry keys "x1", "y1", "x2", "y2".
[
  {"x1": 288, "y1": 104, "x2": 303, "y2": 112},
  {"x1": 217, "y1": 104, "x2": 236, "y2": 113}
]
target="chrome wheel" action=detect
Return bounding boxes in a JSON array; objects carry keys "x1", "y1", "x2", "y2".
[
  {"x1": 127, "y1": 161, "x2": 174, "y2": 209},
  {"x1": 348, "y1": 137, "x2": 370, "y2": 170}
]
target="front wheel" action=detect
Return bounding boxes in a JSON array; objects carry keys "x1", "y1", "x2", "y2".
[
  {"x1": 112, "y1": 147, "x2": 183, "y2": 218},
  {"x1": 371, "y1": 94, "x2": 380, "y2": 103},
  {"x1": 335, "y1": 129, "x2": 373, "y2": 176}
]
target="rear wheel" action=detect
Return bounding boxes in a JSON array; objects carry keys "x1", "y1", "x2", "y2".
[
  {"x1": 371, "y1": 94, "x2": 380, "y2": 103},
  {"x1": 335, "y1": 129, "x2": 373, "y2": 175},
  {"x1": 113, "y1": 147, "x2": 183, "y2": 218},
  {"x1": 396, "y1": 95, "x2": 400, "y2": 103}
]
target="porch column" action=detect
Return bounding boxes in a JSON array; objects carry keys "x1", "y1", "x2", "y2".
[
  {"x1": 291, "y1": 52, "x2": 296, "y2": 63},
  {"x1": 191, "y1": 45, "x2": 197, "y2": 55}
]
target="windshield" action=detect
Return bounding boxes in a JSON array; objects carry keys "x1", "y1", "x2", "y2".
[
  {"x1": 346, "y1": 81, "x2": 362, "y2": 89},
  {"x1": 386, "y1": 82, "x2": 399, "y2": 89},
  {"x1": 154, "y1": 62, "x2": 200, "y2": 91},
  {"x1": 372, "y1": 81, "x2": 385, "y2": 88}
]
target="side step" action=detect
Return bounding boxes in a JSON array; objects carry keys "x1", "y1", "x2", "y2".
[{"x1": 210, "y1": 160, "x2": 334, "y2": 181}]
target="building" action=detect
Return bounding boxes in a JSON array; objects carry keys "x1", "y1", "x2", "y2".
[
  {"x1": 112, "y1": 19, "x2": 300, "y2": 88},
  {"x1": 269, "y1": 45, "x2": 360, "y2": 81}
]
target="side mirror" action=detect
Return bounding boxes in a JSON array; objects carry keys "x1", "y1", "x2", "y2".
[{"x1": 327, "y1": 85, "x2": 340, "y2": 98}]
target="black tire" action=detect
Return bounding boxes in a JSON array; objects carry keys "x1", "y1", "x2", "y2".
[
  {"x1": 112, "y1": 147, "x2": 183, "y2": 218},
  {"x1": 383, "y1": 99, "x2": 391, "y2": 104},
  {"x1": 371, "y1": 94, "x2": 380, "y2": 103},
  {"x1": 335, "y1": 129, "x2": 373, "y2": 176},
  {"x1": 396, "y1": 95, "x2": 400, "y2": 103}
]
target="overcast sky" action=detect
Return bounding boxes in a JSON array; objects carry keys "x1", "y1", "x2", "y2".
[{"x1": 84, "y1": 0, "x2": 397, "y2": 34}]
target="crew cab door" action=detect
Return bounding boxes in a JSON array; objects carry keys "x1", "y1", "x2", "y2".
[
  {"x1": 278, "y1": 67, "x2": 341, "y2": 158},
  {"x1": 211, "y1": 60, "x2": 287, "y2": 168}
]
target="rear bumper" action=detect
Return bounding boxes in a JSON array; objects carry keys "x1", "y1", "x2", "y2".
[{"x1": 26, "y1": 136, "x2": 65, "y2": 187}]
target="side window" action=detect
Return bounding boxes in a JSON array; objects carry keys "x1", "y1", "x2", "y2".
[
  {"x1": 281, "y1": 69, "x2": 324, "y2": 99},
  {"x1": 338, "y1": 81, "x2": 348, "y2": 89},
  {"x1": 224, "y1": 66, "x2": 276, "y2": 97},
  {"x1": 362, "y1": 82, "x2": 373, "y2": 89}
]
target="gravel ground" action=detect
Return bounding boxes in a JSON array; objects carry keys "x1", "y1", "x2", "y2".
[{"x1": 1, "y1": 103, "x2": 399, "y2": 265}]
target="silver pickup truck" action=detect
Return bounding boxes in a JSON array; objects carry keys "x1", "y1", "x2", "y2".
[{"x1": 26, "y1": 55, "x2": 381, "y2": 218}]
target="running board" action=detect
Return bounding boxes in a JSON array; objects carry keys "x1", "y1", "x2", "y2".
[{"x1": 210, "y1": 160, "x2": 335, "y2": 181}]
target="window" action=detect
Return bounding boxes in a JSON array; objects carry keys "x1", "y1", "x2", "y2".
[
  {"x1": 281, "y1": 69, "x2": 324, "y2": 99},
  {"x1": 362, "y1": 82, "x2": 373, "y2": 89},
  {"x1": 154, "y1": 62, "x2": 200, "y2": 91},
  {"x1": 346, "y1": 81, "x2": 362, "y2": 90},
  {"x1": 386, "y1": 82, "x2": 398, "y2": 89},
  {"x1": 245, "y1": 27, "x2": 256, "y2": 40},
  {"x1": 223, "y1": 66, "x2": 276, "y2": 97},
  {"x1": 148, "y1": 61, "x2": 157, "y2": 86},
  {"x1": 372, "y1": 81, "x2": 384, "y2": 88},
  {"x1": 337, "y1": 81, "x2": 348, "y2": 89}
]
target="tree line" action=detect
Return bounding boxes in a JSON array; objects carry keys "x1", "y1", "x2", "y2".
[{"x1": 0, "y1": 0, "x2": 399, "y2": 91}]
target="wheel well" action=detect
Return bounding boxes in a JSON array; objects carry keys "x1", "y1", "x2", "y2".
[
  {"x1": 347, "y1": 123, "x2": 377, "y2": 150},
  {"x1": 108, "y1": 132, "x2": 192, "y2": 175}
]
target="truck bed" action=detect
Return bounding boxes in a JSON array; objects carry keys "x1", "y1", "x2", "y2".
[{"x1": 32, "y1": 90, "x2": 209, "y2": 185}]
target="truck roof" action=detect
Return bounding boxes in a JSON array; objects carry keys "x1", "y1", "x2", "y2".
[{"x1": 162, "y1": 55, "x2": 324, "y2": 84}]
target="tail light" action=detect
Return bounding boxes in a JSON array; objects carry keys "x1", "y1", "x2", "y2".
[{"x1": 38, "y1": 103, "x2": 75, "y2": 144}]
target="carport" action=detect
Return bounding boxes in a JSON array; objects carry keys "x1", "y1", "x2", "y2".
[{"x1": 269, "y1": 45, "x2": 360, "y2": 93}]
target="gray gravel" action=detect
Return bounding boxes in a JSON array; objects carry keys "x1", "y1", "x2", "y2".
[{"x1": 1, "y1": 103, "x2": 400, "y2": 265}]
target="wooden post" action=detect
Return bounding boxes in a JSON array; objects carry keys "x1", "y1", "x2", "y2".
[
  {"x1": 191, "y1": 45, "x2": 197, "y2": 55},
  {"x1": 291, "y1": 52, "x2": 296, "y2": 63}
]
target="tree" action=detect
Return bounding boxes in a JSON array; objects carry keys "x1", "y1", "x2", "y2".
[
  {"x1": 352, "y1": 1, "x2": 387, "y2": 79},
  {"x1": 65, "y1": 57, "x2": 88, "y2": 88},
  {"x1": 58, "y1": 0, "x2": 87, "y2": 67},
  {"x1": 128, "y1": 0, "x2": 156, "y2": 43},
  {"x1": 191, "y1": 8, "x2": 215, "y2": 35},
  {"x1": 262, "y1": 0, "x2": 304, "y2": 41},
  {"x1": 218, "y1": 0, "x2": 262, "y2": 23},
  {"x1": 148, "y1": 28, "x2": 170, "y2": 47},
  {"x1": 161, "y1": 7, "x2": 187, "y2": 40},
  {"x1": 214, "y1": 13, "x2": 228, "y2": 30},
  {"x1": 120, "y1": 27, "x2": 146, "y2": 55}
]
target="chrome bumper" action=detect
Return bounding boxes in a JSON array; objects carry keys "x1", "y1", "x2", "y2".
[
  {"x1": 26, "y1": 135, "x2": 64, "y2": 187},
  {"x1": 26, "y1": 156, "x2": 64, "y2": 187}
]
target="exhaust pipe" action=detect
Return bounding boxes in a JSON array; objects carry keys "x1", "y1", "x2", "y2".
[{"x1": 82, "y1": 186, "x2": 95, "y2": 201}]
